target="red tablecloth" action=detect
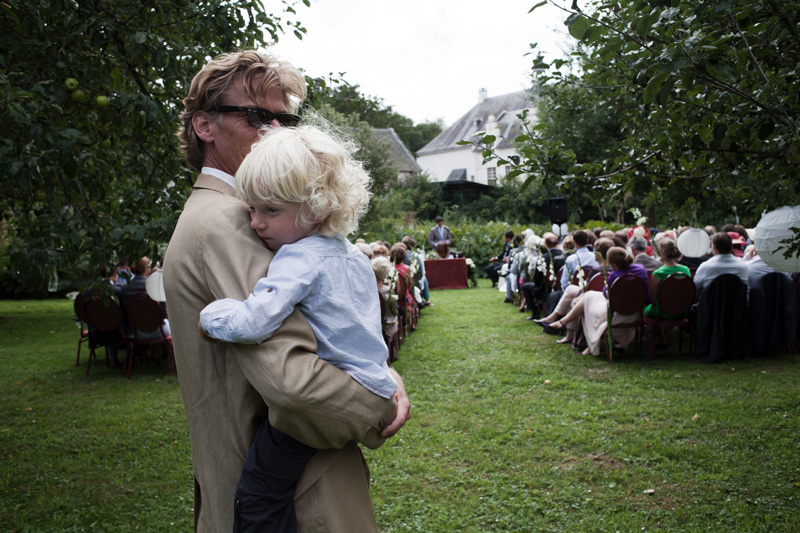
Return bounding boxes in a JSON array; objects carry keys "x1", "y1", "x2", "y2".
[{"x1": 425, "y1": 258, "x2": 468, "y2": 289}]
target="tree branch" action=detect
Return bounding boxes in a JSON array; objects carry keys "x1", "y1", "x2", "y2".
[{"x1": 728, "y1": 12, "x2": 769, "y2": 84}]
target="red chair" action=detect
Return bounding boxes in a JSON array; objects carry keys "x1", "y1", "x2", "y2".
[
  {"x1": 554, "y1": 266, "x2": 564, "y2": 291},
  {"x1": 643, "y1": 273, "x2": 697, "y2": 360},
  {"x1": 124, "y1": 293, "x2": 174, "y2": 380},
  {"x1": 586, "y1": 272, "x2": 606, "y2": 292},
  {"x1": 604, "y1": 274, "x2": 648, "y2": 361},
  {"x1": 73, "y1": 292, "x2": 90, "y2": 368},
  {"x1": 84, "y1": 294, "x2": 128, "y2": 375},
  {"x1": 572, "y1": 266, "x2": 594, "y2": 289}
]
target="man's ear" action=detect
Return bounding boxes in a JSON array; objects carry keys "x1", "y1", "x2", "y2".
[{"x1": 192, "y1": 112, "x2": 215, "y2": 143}]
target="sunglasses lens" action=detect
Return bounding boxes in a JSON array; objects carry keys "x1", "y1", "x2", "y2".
[
  {"x1": 246, "y1": 109, "x2": 300, "y2": 128},
  {"x1": 246, "y1": 109, "x2": 269, "y2": 128},
  {"x1": 279, "y1": 114, "x2": 301, "y2": 127}
]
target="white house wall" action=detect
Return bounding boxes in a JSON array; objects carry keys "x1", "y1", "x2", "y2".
[{"x1": 419, "y1": 146, "x2": 519, "y2": 185}]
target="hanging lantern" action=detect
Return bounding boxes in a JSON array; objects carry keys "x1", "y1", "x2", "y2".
[
  {"x1": 145, "y1": 270, "x2": 167, "y2": 302},
  {"x1": 754, "y1": 205, "x2": 800, "y2": 273},
  {"x1": 677, "y1": 228, "x2": 710, "y2": 258},
  {"x1": 551, "y1": 223, "x2": 568, "y2": 237}
]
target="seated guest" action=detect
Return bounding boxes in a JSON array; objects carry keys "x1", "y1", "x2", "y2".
[
  {"x1": 585, "y1": 230, "x2": 596, "y2": 251},
  {"x1": 644, "y1": 238, "x2": 691, "y2": 319},
  {"x1": 372, "y1": 244, "x2": 390, "y2": 258},
  {"x1": 541, "y1": 230, "x2": 599, "y2": 317},
  {"x1": 390, "y1": 243, "x2": 412, "y2": 306},
  {"x1": 485, "y1": 230, "x2": 514, "y2": 288},
  {"x1": 748, "y1": 249, "x2": 792, "y2": 290},
  {"x1": 402, "y1": 236, "x2": 432, "y2": 308},
  {"x1": 614, "y1": 230, "x2": 629, "y2": 247},
  {"x1": 535, "y1": 238, "x2": 613, "y2": 342},
  {"x1": 561, "y1": 234, "x2": 576, "y2": 253},
  {"x1": 114, "y1": 256, "x2": 131, "y2": 287},
  {"x1": 504, "y1": 233, "x2": 526, "y2": 303},
  {"x1": 119, "y1": 256, "x2": 150, "y2": 302},
  {"x1": 428, "y1": 215, "x2": 453, "y2": 258},
  {"x1": 727, "y1": 231, "x2": 746, "y2": 258},
  {"x1": 630, "y1": 235, "x2": 662, "y2": 270},
  {"x1": 559, "y1": 230, "x2": 599, "y2": 289},
  {"x1": 747, "y1": 249, "x2": 796, "y2": 355},
  {"x1": 356, "y1": 242, "x2": 373, "y2": 258},
  {"x1": 83, "y1": 262, "x2": 124, "y2": 366},
  {"x1": 693, "y1": 232, "x2": 749, "y2": 292},
  {"x1": 372, "y1": 256, "x2": 399, "y2": 340},
  {"x1": 520, "y1": 233, "x2": 564, "y2": 320},
  {"x1": 120, "y1": 256, "x2": 170, "y2": 339},
  {"x1": 627, "y1": 225, "x2": 652, "y2": 255},
  {"x1": 546, "y1": 247, "x2": 649, "y2": 355},
  {"x1": 390, "y1": 244, "x2": 408, "y2": 277}
]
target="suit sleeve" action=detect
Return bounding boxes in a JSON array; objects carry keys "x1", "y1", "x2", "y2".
[{"x1": 202, "y1": 204, "x2": 395, "y2": 450}]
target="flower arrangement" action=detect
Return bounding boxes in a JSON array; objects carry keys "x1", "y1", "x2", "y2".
[
  {"x1": 408, "y1": 257, "x2": 418, "y2": 281},
  {"x1": 386, "y1": 268, "x2": 399, "y2": 303},
  {"x1": 628, "y1": 207, "x2": 647, "y2": 226},
  {"x1": 465, "y1": 257, "x2": 478, "y2": 288},
  {"x1": 576, "y1": 265, "x2": 586, "y2": 291}
]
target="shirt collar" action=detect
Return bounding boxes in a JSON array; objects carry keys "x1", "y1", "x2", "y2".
[{"x1": 201, "y1": 167, "x2": 236, "y2": 189}]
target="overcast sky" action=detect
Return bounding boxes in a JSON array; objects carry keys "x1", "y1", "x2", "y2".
[{"x1": 270, "y1": 0, "x2": 573, "y2": 126}]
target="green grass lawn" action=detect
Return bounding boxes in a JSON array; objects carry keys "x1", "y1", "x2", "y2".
[{"x1": 1, "y1": 284, "x2": 799, "y2": 531}]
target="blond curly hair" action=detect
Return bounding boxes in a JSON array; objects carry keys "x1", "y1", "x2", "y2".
[{"x1": 236, "y1": 123, "x2": 372, "y2": 238}]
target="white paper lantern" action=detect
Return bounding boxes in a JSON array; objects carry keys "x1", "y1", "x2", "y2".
[
  {"x1": 551, "y1": 223, "x2": 569, "y2": 237},
  {"x1": 754, "y1": 205, "x2": 800, "y2": 273},
  {"x1": 677, "y1": 228, "x2": 710, "y2": 258},
  {"x1": 145, "y1": 270, "x2": 167, "y2": 302}
]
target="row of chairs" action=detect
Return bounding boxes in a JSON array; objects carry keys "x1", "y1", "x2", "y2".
[
  {"x1": 518, "y1": 264, "x2": 798, "y2": 363},
  {"x1": 590, "y1": 272, "x2": 797, "y2": 362},
  {"x1": 74, "y1": 292, "x2": 175, "y2": 380},
  {"x1": 380, "y1": 270, "x2": 421, "y2": 365}
]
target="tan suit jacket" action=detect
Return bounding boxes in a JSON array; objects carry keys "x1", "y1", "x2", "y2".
[{"x1": 163, "y1": 174, "x2": 396, "y2": 532}]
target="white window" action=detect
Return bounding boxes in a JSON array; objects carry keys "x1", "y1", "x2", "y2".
[{"x1": 487, "y1": 167, "x2": 497, "y2": 185}]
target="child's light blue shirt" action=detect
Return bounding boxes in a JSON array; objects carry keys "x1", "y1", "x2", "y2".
[{"x1": 201, "y1": 233, "x2": 396, "y2": 399}]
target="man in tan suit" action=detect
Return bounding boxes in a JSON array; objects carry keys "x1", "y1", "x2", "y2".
[{"x1": 163, "y1": 50, "x2": 410, "y2": 532}]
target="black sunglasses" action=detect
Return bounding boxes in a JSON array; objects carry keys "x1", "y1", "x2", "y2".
[{"x1": 213, "y1": 105, "x2": 301, "y2": 128}]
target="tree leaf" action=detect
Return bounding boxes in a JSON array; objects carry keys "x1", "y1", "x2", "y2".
[
  {"x1": 567, "y1": 15, "x2": 591, "y2": 41},
  {"x1": 643, "y1": 73, "x2": 670, "y2": 105},
  {"x1": 528, "y1": 1, "x2": 548, "y2": 14}
]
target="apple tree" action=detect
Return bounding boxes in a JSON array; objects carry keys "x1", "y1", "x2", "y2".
[
  {"x1": 482, "y1": 0, "x2": 800, "y2": 231},
  {"x1": 0, "y1": 0, "x2": 307, "y2": 294}
]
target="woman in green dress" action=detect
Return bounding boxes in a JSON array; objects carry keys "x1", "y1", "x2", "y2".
[{"x1": 644, "y1": 237, "x2": 691, "y2": 319}]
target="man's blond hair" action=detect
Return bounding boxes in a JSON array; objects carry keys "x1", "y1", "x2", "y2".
[{"x1": 177, "y1": 50, "x2": 306, "y2": 171}]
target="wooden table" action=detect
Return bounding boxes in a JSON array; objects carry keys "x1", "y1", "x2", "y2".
[{"x1": 424, "y1": 258, "x2": 468, "y2": 289}]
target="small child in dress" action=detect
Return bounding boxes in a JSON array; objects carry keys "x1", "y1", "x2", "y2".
[{"x1": 199, "y1": 124, "x2": 396, "y2": 532}]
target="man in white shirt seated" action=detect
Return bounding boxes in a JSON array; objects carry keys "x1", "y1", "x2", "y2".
[
  {"x1": 560, "y1": 229, "x2": 599, "y2": 289},
  {"x1": 693, "y1": 232, "x2": 749, "y2": 291}
]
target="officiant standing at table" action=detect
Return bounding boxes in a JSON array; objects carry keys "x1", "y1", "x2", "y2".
[{"x1": 428, "y1": 216, "x2": 453, "y2": 258}]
